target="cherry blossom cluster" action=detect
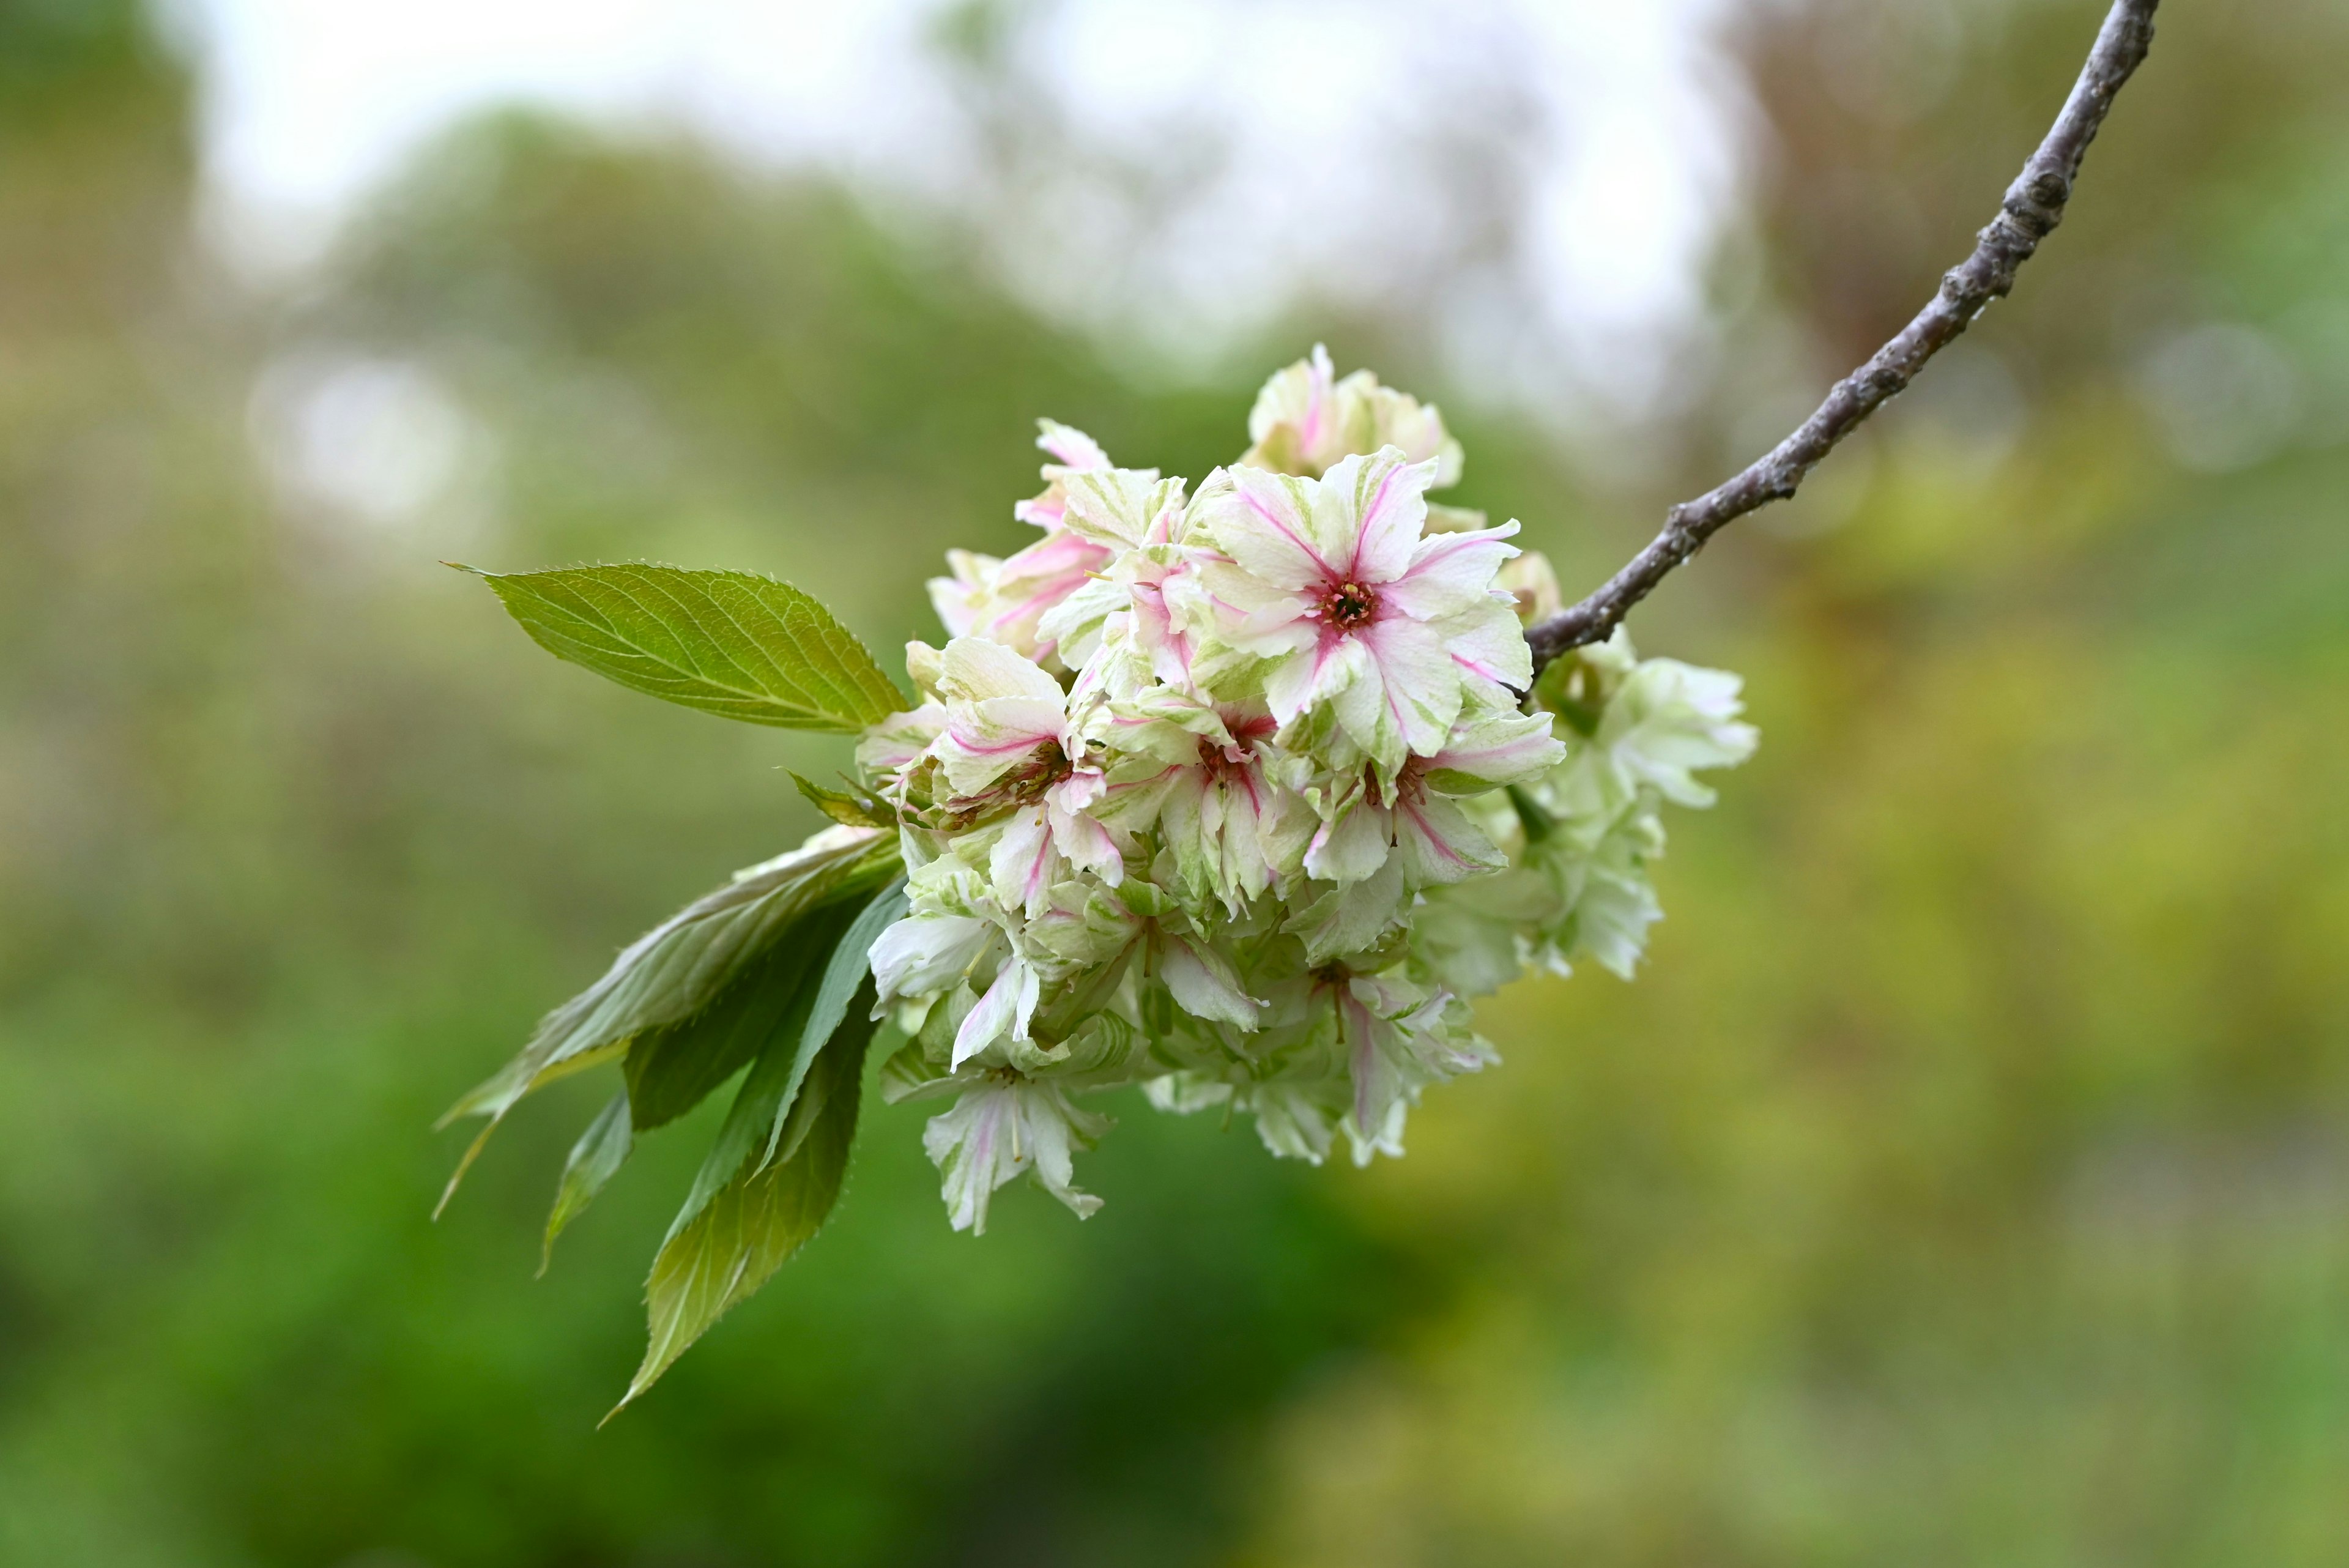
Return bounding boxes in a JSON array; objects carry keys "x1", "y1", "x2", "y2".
[{"x1": 857, "y1": 349, "x2": 1757, "y2": 1232}]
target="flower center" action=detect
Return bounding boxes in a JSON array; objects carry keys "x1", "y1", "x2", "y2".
[
  {"x1": 1004, "y1": 739, "x2": 1075, "y2": 804},
  {"x1": 1197, "y1": 735, "x2": 1250, "y2": 786},
  {"x1": 1320, "y1": 580, "x2": 1378, "y2": 630}
]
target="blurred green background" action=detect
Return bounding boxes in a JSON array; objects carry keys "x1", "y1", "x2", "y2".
[{"x1": 4, "y1": 1, "x2": 2347, "y2": 1562}]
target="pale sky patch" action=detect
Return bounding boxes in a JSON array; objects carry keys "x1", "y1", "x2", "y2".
[{"x1": 173, "y1": 0, "x2": 1752, "y2": 428}]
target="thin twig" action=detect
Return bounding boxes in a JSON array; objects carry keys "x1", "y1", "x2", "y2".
[{"x1": 1524, "y1": 0, "x2": 2160, "y2": 677}]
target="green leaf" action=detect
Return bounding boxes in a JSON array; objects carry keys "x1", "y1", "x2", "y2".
[
  {"x1": 779, "y1": 880, "x2": 905, "y2": 1140},
  {"x1": 540, "y1": 1092, "x2": 632, "y2": 1275},
  {"x1": 622, "y1": 877, "x2": 898, "y2": 1146},
  {"x1": 436, "y1": 829, "x2": 899, "y2": 1213},
  {"x1": 792, "y1": 771, "x2": 896, "y2": 830},
  {"x1": 621, "y1": 902, "x2": 852, "y2": 1134},
  {"x1": 461, "y1": 562, "x2": 905, "y2": 732},
  {"x1": 659, "y1": 878, "x2": 897, "y2": 1243},
  {"x1": 613, "y1": 980, "x2": 878, "y2": 1414},
  {"x1": 606, "y1": 882, "x2": 900, "y2": 1408}
]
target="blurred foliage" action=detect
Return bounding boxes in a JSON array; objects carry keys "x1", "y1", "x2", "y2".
[{"x1": 1, "y1": 1, "x2": 2346, "y2": 1565}]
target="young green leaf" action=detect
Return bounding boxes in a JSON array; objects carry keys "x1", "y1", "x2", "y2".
[
  {"x1": 760, "y1": 880, "x2": 904, "y2": 1165},
  {"x1": 655, "y1": 877, "x2": 896, "y2": 1246},
  {"x1": 436, "y1": 829, "x2": 899, "y2": 1214},
  {"x1": 791, "y1": 771, "x2": 896, "y2": 830},
  {"x1": 607, "y1": 883, "x2": 899, "y2": 1408},
  {"x1": 612, "y1": 983, "x2": 878, "y2": 1414},
  {"x1": 540, "y1": 1092, "x2": 632, "y2": 1276},
  {"x1": 622, "y1": 903, "x2": 852, "y2": 1134},
  {"x1": 461, "y1": 563, "x2": 905, "y2": 731}
]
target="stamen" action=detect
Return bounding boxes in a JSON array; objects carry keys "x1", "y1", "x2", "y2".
[{"x1": 1320, "y1": 580, "x2": 1378, "y2": 630}]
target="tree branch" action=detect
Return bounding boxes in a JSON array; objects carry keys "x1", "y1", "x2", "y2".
[{"x1": 1524, "y1": 0, "x2": 2160, "y2": 677}]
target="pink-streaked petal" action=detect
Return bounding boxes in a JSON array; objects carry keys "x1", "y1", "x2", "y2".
[
  {"x1": 999, "y1": 527, "x2": 1111, "y2": 583},
  {"x1": 1205, "y1": 465, "x2": 1333, "y2": 590},
  {"x1": 1223, "y1": 705, "x2": 1278, "y2": 745},
  {"x1": 1367, "y1": 384, "x2": 1460, "y2": 480},
  {"x1": 1296, "y1": 344, "x2": 1334, "y2": 455},
  {"x1": 1036, "y1": 418, "x2": 1110, "y2": 472},
  {"x1": 954, "y1": 957, "x2": 1028, "y2": 1067},
  {"x1": 1159, "y1": 936, "x2": 1261, "y2": 1030},
  {"x1": 928, "y1": 578, "x2": 981, "y2": 638},
  {"x1": 1319, "y1": 448, "x2": 1437, "y2": 585},
  {"x1": 1049, "y1": 802, "x2": 1124, "y2": 886},
  {"x1": 926, "y1": 549, "x2": 1000, "y2": 638},
  {"x1": 1338, "y1": 984, "x2": 1385, "y2": 1140},
  {"x1": 1434, "y1": 601, "x2": 1534, "y2": 692},
  {"x1": 1428, "y1": 708, "x2": 1565, "y2": 792},
  {"x1": 1245, "y1": 344, "x2": 1337, "y2": 453},
  {"x1": 981, "y1": 569, "x2": 1093, "y2": 646},
  {"x1": 987, "y1": 808, "x2": 1060, "y2": 918},
  {"x1": 1129, "y1": 587, "x2": 1198, "y2": 687},
  {"x1": 1061, "y1": 469, "x2": 1178, "y2": 551},
  {"x1": 945, "y1": 697, "x2": 1065, "y2": 752},
  {"x1": 1263, "y1": 628, "x2": 1368, "y2": 726},
  {"x1": 1047, "y1": 766, "x2": 1106, "y2": 815},
  {"x1": 1392, "y1": 790, "x2": 1504, "y2": 885},
  {"x1": 1102, "y1": 758, "x2": 1184, "y2": 798},
  {"x1": 1338, "y1": 617, "x2": 1461, "y2": 770},
  {"x1": 1013, "y1": 495, "x2": 1066, "y2": 530},
  {"x1": 1194, "y1": 562, "x2": 1317, "y2": 654},
  {"x1": 1382, "y1": 522, "x2": 1521, "y2": 620}
]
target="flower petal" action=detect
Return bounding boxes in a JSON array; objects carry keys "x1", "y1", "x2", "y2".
[
  {"x1": 869, "y1": 913, "x2": 994, "y2": 1005},
  {"x1": 952, "y1": 953, "x2": 1039, "y2": 1068},
  {"x1": 1391, "y1": 790, "x2": 1505, "y2": 885},
  {"x1": 923, "y1": 1076, "x2": 1106, "y2": 1233},
  {"x1": 1159, "y1": 935, "x2": 1261, "y2": 1031},
  {"x1": 1035, "y1": 418, "x2": 1109, "y2": 473},
  {"x1": 927, "y1": 549, "x2": 1000, "y2": 637},
  {"x1": 1335, "y1": 616, "x2": 1461, "y2": 771},
  {"x1": 987, "y1": 807, "x2": 1063, "y2": 918},
  {"x1": 1317, "y1": 447, "x2": 1438, "y2": 585},
  {"x1": 924, "y1": 1084, "x2": 1017, "y2": 1232},
  {"x1": 937, "y1": 636, "x2": 1066, "y2": 705},
  {"x1": 1203, "y1": 464, "x2": 1335, "y2": 590},
  {"x1": 1264, "y1": 627, "x2": 1369, "y2": 728},
  {"x1": 1304, "y1": 798, "x2": 1393, "y2": 883},
  {"x1": 1433, "y1": 599, "x2": 1534, "y2": 694},
  {"x1": 1048, "y1": 797, "x2": 1124, "y2": 886},
  {"x1": 1239, "y1": 344, "x2": 1356, "y2": 475},
  {"x1": 1059, "y1": 469, "x2": 1182, "y2": 552},
  {"x1": 1366, "y1": 383, "x2": 1463, "y2": 486},
  {"x1": 1382, "y1": 521, "x2": 1520, "y2": 621},
  {"x1": 1425, "y1": 704, "x2": 1567, "y2": 793}
]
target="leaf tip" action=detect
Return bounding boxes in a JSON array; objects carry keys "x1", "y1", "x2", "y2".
[{"x1": 432, "y1": 1115, "x2": 502, "y2": 1221}]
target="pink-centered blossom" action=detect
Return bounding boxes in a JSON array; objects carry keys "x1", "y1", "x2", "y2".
[
  {"x1": 1303, "y1": 702, "x2": 1562, "y2": 886},
  {"x1": 1102, "y1": 697, "x2": 1306, "y2": 916},
  {"x1": 1239, "y1": 344, "x2": 1463, "y2": 485},
  {"x1": 1192, "y1": 446, "x2": 1532, "y2": 775},
  {"x1": 928, "y1": 422, "x2": 1116, "y2": 665},
  {"x1": 928, "y1": 637, "x2": 1123, "y2": 914}
]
